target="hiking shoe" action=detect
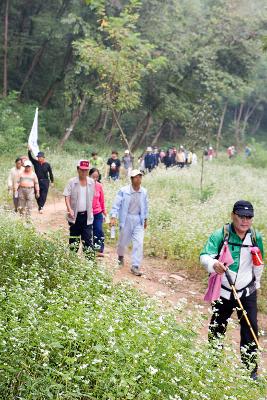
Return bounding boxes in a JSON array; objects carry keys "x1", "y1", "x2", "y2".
[
  {"x1": 39, "y1": 207, "x2": 43, "y2": 214},
  {"x1": 250, "y1": 371, "x2": 258, "y2": 381},
  {"x1": 131, "y1": 266, "x2": 142, "y2": 276},
  {"x1": 118, "y1": 256, "x2": 124, "y2": 266}
]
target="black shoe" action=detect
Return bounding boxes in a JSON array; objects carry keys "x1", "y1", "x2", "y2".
[
  {"x1": 118, "y1": 256, "x2": 124, "y2": 266},
  {"x1": 250, "y1": 371, "x2": 258, "y2": 381}
]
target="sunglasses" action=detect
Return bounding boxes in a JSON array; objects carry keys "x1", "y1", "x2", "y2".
[{"x1": 234, "y1": 213, "x2": 253, "y2": 220}]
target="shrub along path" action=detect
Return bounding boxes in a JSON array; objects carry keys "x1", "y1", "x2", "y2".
[{"x1": 31, "y1": 198, "x2": 267, "y2": 372}]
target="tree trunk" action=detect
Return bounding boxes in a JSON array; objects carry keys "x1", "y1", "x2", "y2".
[
  {"x1": 106, "y1": 113, "x2": 117, "y2": 143},
  {"x1": 111, "y1": 108, "x2": 131, "y2": 151},
  {"x1": 20, "y1": 41, "x2": 48, "y2": 94},
  {"x1": 250, "y1": 112, "x2": 263, "y2": 136},
  {"x1": 151, "y1": 122, "x2": 164, "y2": 146},
  {"x1": 135, "y1": 112, "x2": 153, "y2": 148},
  {"x1": 240, "y1": 101, "x2": 260, "y2": 139},
  {"x1": 41, "y1": 39, "x2": 73, "y2": 107},
  {"x1": 215, "y1": 101, "x2": 228, "y2": 155},
  {"x1": 60, "y1": 95, "x2": 86, "y2": 146},
  {"x1": 3, "y1": 0, "x2": 9, "y2": 97},
  {"x1": 129, "y1": 112, "x2": 150, "y2": 149},
  {"x1": 234, "y1": 102, "x2": 244, "y2": 150}
]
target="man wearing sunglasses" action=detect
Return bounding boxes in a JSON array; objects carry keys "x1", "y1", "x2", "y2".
[{"x1": 200, "y1": 200, "x2": 264, "y2": 379}]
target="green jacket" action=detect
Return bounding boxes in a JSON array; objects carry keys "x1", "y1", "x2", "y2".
[{"x1": 200, "y1": 224, "x2": 264, "y2": 298}]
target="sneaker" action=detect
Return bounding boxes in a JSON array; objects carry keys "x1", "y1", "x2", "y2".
[
  {"x1": 118, "y1": 256, "x2": 124, "y2": 266},
  {"x1": 131, "y1": 266, "x2": 142, "y2": 276},
  {"x1": 39, "y1": 207, "x2": 43, "y2": 214}
]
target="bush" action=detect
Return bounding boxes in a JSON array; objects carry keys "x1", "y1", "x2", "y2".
[{"x1": 0, "y1": 213, "x2": 266, "y2": 399}]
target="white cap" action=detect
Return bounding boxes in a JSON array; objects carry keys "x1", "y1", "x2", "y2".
[
  {"x1": 24, "y1": 160, "x2": 32, "y2": 167},
  {"x1": 130, "y1": 169, "x2": 143, "y2": 178},
  {"x1": 125, "y1": 149, "x2": 130, "y2": 154},
  {"x1": 147, "y1": 146, "x2": 152, "y2": 151}
]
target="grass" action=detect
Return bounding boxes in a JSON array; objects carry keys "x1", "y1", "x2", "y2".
[{"x1": 0, "y1": 213, "x2": 265, "y2": 399}]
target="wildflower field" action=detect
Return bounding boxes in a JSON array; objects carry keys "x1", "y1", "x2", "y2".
[
  {"x1": 0, "y1": 213, "x2": 266, "y2": 399},
  {"x1": 0, "y1": 149, "x2": 267, "y2": 398}
]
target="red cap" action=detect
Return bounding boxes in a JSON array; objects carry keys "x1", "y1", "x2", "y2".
[{"x1": 77, "y1": 159, "x2": 90, "y2": 170}]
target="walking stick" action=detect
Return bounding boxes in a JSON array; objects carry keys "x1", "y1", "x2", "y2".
[{"x1": 225, "y1": 270, "x2": 259, "y2": 348}]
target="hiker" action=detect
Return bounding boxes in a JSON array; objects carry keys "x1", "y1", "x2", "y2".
[
  {"x1": 153, "y1": 147, "x2": 160, "y2": 167},
  {"x1": 28, "y1": 147, "x2": 54, "y2": 213},
  {"x1": 110, "y1": 169, "x2": 148, "y2": 276},
  {"x1": 15, "y1": 160, "x2": 39, "y2": 218},
  {"x1": 8, "y1": 157, "x2": 24, "y2": 212},
  {"x1": 163, "y1": 149, "x2": 173, "y2": 169},
  {"x1": 90, "y1": 152, "x2": 104, "y2": 181},
  {"x1": 144, "y1": 147, "x2": 155, "y2": 172},
  {"x1": 63, "y1": 160, "x2": 95, "y2": 255},
  {"x1": 176, "y1": 146, "x2": 185, "y2": 168},
  {"x1": 200, "y1": 200, "x2": 264, "y2": 379},
  {"x1": 121, "y1": 149, "x2": 134, "y2": 178},
  {"x1": 106, "y1": 151, "x2": 121, "y2": 181},
  {"x1": 208, "y1": 146, "x2": 214, "y2": 161},
  {"x1": 245, "y1": 146, "x2": 252, "y2": 158},
  {"x1": 89, "y1": 168, "x2": 106, "y2": 256}
]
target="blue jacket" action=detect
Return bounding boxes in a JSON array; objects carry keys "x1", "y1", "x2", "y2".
[{"x1": 110, "y1": 185, "x2": 148, "y2": 228}]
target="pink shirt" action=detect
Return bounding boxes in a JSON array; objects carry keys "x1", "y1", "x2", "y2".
[{"x1": 92, "y1": 181, "x2": 106, "y2": 215}]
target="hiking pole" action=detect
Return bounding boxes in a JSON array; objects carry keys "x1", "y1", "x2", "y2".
[{"x1": 225, "y1": 269, "x2": 259, "y2": 348}]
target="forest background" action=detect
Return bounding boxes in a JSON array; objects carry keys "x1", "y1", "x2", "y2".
[{"x1": 0, "y1": 0, "x2": 267, "y2": 153}]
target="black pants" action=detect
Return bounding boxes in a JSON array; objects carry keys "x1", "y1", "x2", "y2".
[
  {"x1": 69, "y1": 212, "x2": 93, "y2": 256},
  {"x1": 37, "y1": 179, "x2": 49, "y2": 209},
  {"x1": 209, "y1": 290, "x2": 258, "y2": 372}
]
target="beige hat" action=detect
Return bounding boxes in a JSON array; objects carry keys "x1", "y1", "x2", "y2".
[
  {"x1": 24, "y1": 160, "x2": 32, "y2": 167},
  {"x1": 125, "y1": 149, "x2": 130, "y2": 154},
  {"x1": 130, "y1": 169, "x2": 143, "y2": 178}
]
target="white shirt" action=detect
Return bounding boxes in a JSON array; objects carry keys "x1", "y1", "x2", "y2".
[{"x1": 77, "y1": 185, "x2": 87, "y2": 212}]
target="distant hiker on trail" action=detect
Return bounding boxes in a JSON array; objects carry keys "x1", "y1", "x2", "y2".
[
  {"x1": 200, "y1": 200, "x2": 264, "y2": 380},
  {"x1": 28, "y1": 147, "x2": 54, "y2": 213},
  {"x1": 121, "y1": 149, "x2": 134, "y2": 178},
  {"x1": 15, "y1": 160, "x2": 39, "y2": 218},
  {"x1": 245, "y1": 145, "x2": 252, "y2": 158},
  {"x1": 163, "y1": 149, "x2": 173, "y2": 169},
  {"x1": 227, "y1": 145, "x2": 236, "y2": 159},
  {"x1": 63, "y1": 160, "x2": 95, "y2": 256},
  {"x1": 176, "y1": 146, "x2": 185, "y2": 168},
  {"x1": 153, "y1": 147, "x2": 160, "y2": 167},
  {"x1": 89, "y1": 168, "x2": 106, "y2": 257},
  {"x1": 106, "y1": 151, "x2": 121, "y2": 181},
  {"x1": 208, "y1": 146, "x2": 214, "y2": 161},
  {"x1": 90, "y1": 152, "x2": 104, "y2": 180},
  {"x1": 144, "y1": 147, "x2": 155, "y2": 172},
  {"x1": 8, "y1": 157, "x2": 24, "y2": 212},
  {"x1": 110, "y1": 169, "x2": 148, "y2": 276}
]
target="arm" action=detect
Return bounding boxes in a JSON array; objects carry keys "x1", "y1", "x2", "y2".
[
  {"x1": 28, "y1": 149, "x2": 36, "y2": 163},
  {"x1": 99, "y1": 185, "x2": 106, "y2": 215},
  {"x1": 255, "y1": 233, "x2": 264, "y2": 289},
  {"x1": 110, "y1": 189, "x2": 123, "y2": 225},
  {"x1": 200, "y1": 229, "x2": 226, "y2": 274},
  {"x1": 65, "y1": 196, "x2": 75, "y2": 219},
  {"x1": 34, "y1": 175, "x2": 40, "y2": 198},
  {"x1": 144, "y1": 191, "x2": 148, "y2": 228},
  {"x1": 48, "y1": 164, "x2": 54, "y2": 183}
]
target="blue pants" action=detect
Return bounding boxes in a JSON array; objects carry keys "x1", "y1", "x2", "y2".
[
  {"x1": 93, "y1": 212, "x2": 104, "y2": 253},
  {"x1": 117, "y1": 215, "x2": 144, "y2": 267}
]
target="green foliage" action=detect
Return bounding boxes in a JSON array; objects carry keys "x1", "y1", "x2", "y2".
[
  {"x1": 0, "y1": 93, "x2": 26, "y2": 153},
  {"x1": 0, "y1": 214, "x2": 265, "y2": 398}
]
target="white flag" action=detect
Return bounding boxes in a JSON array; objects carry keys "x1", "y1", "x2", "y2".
[{"x1": 28, "y1": 108, "x2": 39, "y2": 156}]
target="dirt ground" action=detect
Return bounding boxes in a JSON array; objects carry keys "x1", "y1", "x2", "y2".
[{"x1": 30, "y1": 197, "x2": 267, "y2": 372}]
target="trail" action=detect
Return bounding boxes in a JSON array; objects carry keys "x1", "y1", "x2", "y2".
[{"x1": 31, "y1": 197, "x2": 267, "y2": 372}]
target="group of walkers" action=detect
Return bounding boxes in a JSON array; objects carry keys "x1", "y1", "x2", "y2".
[
  {"x1": 64, "y1": 159, "x2": 147, "y2": 274},
  {"x1": 8, "y1": 148, "x2": 54, "y2": 217},
  {"x1": 139, "y1": 145, "x2": 198, "y2": 172}
]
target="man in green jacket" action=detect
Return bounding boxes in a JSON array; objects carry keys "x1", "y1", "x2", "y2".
[{"x1": 200, "y1": 200, "x2": 264, "y2": 379}]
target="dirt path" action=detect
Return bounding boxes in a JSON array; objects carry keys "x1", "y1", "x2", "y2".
[{"x1": 31, "y1": 198, "x2": 267, "y2": 372}]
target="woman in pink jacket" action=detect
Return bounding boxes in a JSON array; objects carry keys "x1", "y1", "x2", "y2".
[{"x1": 89, "y1": 168, "x2": 106, "y2": 256}]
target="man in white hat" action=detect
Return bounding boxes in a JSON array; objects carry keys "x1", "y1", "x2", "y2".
[
  {"x1": 63, "y1": 160, "x2": 95, "y2": 256},
  {"x1": 121, "y1": 149, "x2": 133, "y2": 178},
  {"x1": 110, "y1": 169, "x2": 148, "y2": 276}
]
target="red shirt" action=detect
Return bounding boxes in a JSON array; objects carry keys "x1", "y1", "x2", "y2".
[{"x1": 92, "y1": 181, "x2": 106, "y2": 215}]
